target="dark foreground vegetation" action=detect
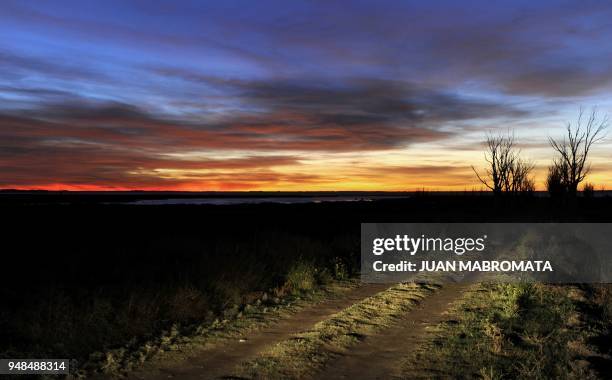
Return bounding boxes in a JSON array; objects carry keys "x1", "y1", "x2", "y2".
[{"x1": 2, "y1": 192, "x2": 612, "y2": 375}]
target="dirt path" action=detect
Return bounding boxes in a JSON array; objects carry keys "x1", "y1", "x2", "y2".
[
  {"x1": 311, "y1": 282, "x2": 472, "y2": 380},
  {"x1": 126, "y1": 283, "x2": 390, "y2": 380}
]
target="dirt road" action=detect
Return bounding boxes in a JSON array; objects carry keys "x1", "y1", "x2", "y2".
[
  {"x1": 126, "y1": 283, "x2": 389, "y2": 380},
  {"x1": 312, "y1": 282, "x2": 471, "y2": 380},
  {"x1": 122, "y1": 281, "x2": 470, "y2": 380}
]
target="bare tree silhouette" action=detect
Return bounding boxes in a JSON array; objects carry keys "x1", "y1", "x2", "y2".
[
  {"x1": 548, "y1": 108, "x2": 608, "y2": 196},
  {"x1": 472, "y1": 131, "x2": 534, "y2": 195}
]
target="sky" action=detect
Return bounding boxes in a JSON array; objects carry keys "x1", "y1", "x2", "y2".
[{"x1": 1, "y1": 0, "x2": 612, "y2": 191}]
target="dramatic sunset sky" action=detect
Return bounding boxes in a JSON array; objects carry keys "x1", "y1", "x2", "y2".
[{"x1": 2, "y1": 0, "x2": 612, "y2": 190}]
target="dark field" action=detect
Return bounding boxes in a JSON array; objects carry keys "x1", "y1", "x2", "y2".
[{"x1": 2, "y1": 192, "x2": 612, "y2": 376}]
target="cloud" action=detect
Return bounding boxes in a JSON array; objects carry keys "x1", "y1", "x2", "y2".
[
  {"x1": 3, "y1": 1, "x2": 612, "y2": 189},
  {"x1": 0, "y1": 50, "x2": 110, "y2": 83},
  {"x1": 350, "y1": 164, "x2": 476, "y2": 187},
  {"x1": 0, "y1": 132, "x2": 303, "y2": 189},
  {"x1": 0, "y1": 76, "x2": 525, "y2": 188},
  {"x1": 150, "y1": 72, "x2": 529, "y2": 146},
  {"x1": 500, "y1": 65, "x2": 612, "y2": 97}
]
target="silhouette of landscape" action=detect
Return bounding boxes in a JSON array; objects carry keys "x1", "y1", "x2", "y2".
[
  {"x1": 3, "y1": 1, "x2": 612, "y2": 379},
  {"x1": 2, "y1": 192, "x2": 612, "y2": 378}
]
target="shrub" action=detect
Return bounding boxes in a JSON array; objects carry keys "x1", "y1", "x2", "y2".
[
  {"x1": 285, "y1": 261, "x2": 317, "y2": 295},
  {"x1": 332, "y1": 257, "x2": 349, "y2": 280},
  {"x1": 583, "y1": 182, "x2": 595, "y2": 198},
  {"x1": 167, "y1": 286, "x2": 209, "y2": 323}
]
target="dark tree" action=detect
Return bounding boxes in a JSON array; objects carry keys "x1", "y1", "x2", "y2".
[
  {"x1": 549, "y1": 108, "x2": 608, "y2": 196},
  {"x1": 546, "y1": 158, "x2": 568, "y2": 197},
  {"x1": 472, "y1": 132, "x2": 534, "y2": 195}
]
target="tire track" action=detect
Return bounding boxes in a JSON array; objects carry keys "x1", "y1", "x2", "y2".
[
  {"x1": 124, "y1": 283, "x2": 390, "y2": 380},
  {"x1": 312, "y1": 282, "x2": 472, "y2": 380}
]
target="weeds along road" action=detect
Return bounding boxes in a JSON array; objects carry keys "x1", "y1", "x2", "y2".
[
  {"x1": 121, "y1": 282, "x2": 391, "y2": 380},
  {"x1": 111, "y1": 280, "x2": 470, "y2": 380}
]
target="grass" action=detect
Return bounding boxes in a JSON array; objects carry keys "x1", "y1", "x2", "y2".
[
  {"x1": 590, "y1": 284, "x2": 612, "y2": 326},
  {"x1": 76, "y1": 279, "x2": 362, "y2": 378},
  {"x1": 235, "y1": 282, "x2": 437, "y2": 379},
  {"x1": 284, "y1": 261, "x2": 318, "y2": 295},
  {"x1": 0, "y1": 231, "x2": 357, "y2": 376},
  {"x1": 400, "y1": 282, "x2": 604, "y2": 379},
  {"x1": 5, "y1": 197, "x2": 612, "y2": 378}
]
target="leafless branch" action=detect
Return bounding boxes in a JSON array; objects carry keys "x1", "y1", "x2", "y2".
[
  {"x1": 473, "y1": 131, "x2": 534, "y2": 195},
  {"x1": 548, "y1": 108, "x2": 608, "y2": 195}
]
